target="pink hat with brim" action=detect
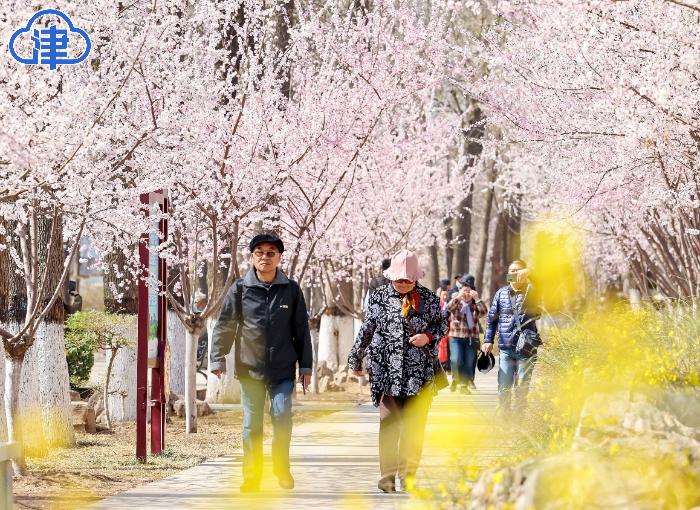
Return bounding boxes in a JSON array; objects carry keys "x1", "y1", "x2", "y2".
[{"x1": 383, "y1": 249, "x2": 425, "y2": 281}]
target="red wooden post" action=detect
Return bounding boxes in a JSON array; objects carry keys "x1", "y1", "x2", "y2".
[
  {"x1": 137, "y1": 191, "x2": 168, "y2": 460},
  {"x1": 150, "y1": 196, "x2": 168, "y2": 455},
  {"x1": 136, "y1": 193, "x2": 149, "y2": 462}
]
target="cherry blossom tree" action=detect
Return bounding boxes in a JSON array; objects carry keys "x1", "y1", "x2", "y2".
[{"x1": 461, "y1": 0, "x2": 700, "y2": 300}]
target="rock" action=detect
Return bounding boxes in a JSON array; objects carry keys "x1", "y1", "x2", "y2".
[
  {"x1": 334, "y1": 373, "x2": 348, "y2": 385},
  {"x1": 318, "y1": 362, "x2": 334, "y2": 379},
  {"x1": 319, "y1": 375, "x2": 332, "y2": 393},
  {"x1": 348, "y1": 375, "x2": 358, "y2": 383},
  {"x1": 71, "y1": 402, "x2": 97, "y2": 434},
  {"x1": 338, "y1": 364, "x2": 348, "y2": 374},
  {"x1": 325, "y1": 382, "x2": 345, "y2": 392},
  {"x1": 196, "y1": 400, "x2": 212, "y2": 417},
  {"x1": 69, "y1": 390, "x2": 82, "y2": 402},
  {"x1": 173, "y1": 399, "x2": 212, "y2": 417},
  {"x1": 173, "y1": 399, "x2": 185, "y2": 418}
]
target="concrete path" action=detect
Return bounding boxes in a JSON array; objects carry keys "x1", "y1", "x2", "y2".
[{"x1": 89, "y1": 369, "x2": 499, "y2": 510}]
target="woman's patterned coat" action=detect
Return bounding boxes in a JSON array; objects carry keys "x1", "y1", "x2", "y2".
[{"x1": 348, "y1": 283, "x2": 448, "y2": 406}]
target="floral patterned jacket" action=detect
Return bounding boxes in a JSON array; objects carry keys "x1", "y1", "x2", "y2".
[{"x1": 348, "y1": 282, "x2": 448, "y2": 406}]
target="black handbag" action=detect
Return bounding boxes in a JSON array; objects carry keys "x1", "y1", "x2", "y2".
[
  {"x1": 509, "y1": 285, "x2": 542, "y2": 358},
  {"x1": 432, "y1": 355, "x2": 449, "y2": 391}
]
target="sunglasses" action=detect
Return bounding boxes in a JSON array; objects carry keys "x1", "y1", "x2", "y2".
[
  {"x1": 253, "y1": 250, "x2": 279, "y2": 259},
  {"x1": 394, "y1": 279, "x2": 415, "y2": 285}
]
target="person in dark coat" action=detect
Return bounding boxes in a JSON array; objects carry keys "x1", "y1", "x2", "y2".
[
  {"x1": 363, "y1": 258, "x2": 392, "y2": 310},
  {"x1": 483, "y1": 259, "x2": 541, "y2": 415},
  {"x1": 210, "y1": 234, "x2": 312, "y2": 493},
  {"x1": 348, "y1": 249, "x2": 447, "y2": 494}
]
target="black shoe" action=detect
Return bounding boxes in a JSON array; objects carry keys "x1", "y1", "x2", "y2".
[
  {"x1": 378, "y1": 475, "x2": 396, "y2": 493},
  {"x1": 240, "y1": 479, "x2": 260, "y2": 493},
  {"x1": 277, "y1": 473, "x2": 295, "y2": 490}
]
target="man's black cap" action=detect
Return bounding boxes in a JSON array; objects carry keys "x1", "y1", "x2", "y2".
[{"x1": 249, "y1": 234, "x2": 285, "y2": 253}]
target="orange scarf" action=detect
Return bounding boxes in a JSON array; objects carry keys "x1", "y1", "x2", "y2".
[{"x1": 401, "y1": 291, "x2": 419, "y2": 317}]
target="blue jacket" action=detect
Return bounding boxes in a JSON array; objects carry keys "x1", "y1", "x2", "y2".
[{"x1": 484, "y1": 284, "x2": 540, "y2": 350}]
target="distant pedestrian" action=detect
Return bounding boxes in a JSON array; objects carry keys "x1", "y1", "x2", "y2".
[
  {"x1": 64, "y1": 280, "x2": 83, "y2": 315},
  {"x1": 436, "y1": 278, "x2": 451, "y2": 295},
  {"x1": 445, "y1": 274, "x2": 487, "y2": 393},
  {"x1": 348, "y1": 249, "x2": 447, "y2": 493},
  {"x1": 363, "y1": 258, "x2": 392, "y2": 310},
  {"x1": 210, "y1": 234, "x2": 313, "y2": 493},
  {"x1": 483, "y1": 259, "x2": 541, "y2": 415}
]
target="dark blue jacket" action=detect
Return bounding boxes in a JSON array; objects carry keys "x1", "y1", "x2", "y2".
[{"x1": 484, "y1": 284, "x2": 540, "y2": 350}]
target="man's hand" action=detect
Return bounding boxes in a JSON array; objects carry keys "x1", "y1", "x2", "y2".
[
  {"x1": 298, "y1": 372, "x2": 311, "y2": 390},
  {"x1": 482, "y1": 343, "x2": 494, "y2": 354},
  {"x1": 469, "y1": 290, "x2": 480, "y2": 301},
  {"x1": 516, "y1": 268, "x2": 530, "y2": 286},
  {"x1": 211, "y1": 369, "x2": 223, "y2": 378},
  {"x1": 408, "y1": 333, "x2": 430, "y2": 348}
]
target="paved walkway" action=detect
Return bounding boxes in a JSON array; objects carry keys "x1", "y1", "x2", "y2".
[{"x1": 89, "y1": 369, "x2": 499, "y2": 510}]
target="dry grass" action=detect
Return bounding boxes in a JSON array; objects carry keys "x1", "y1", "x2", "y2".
[{"x1": 13, "y1": 403, "x2": 347, "y2": 509}]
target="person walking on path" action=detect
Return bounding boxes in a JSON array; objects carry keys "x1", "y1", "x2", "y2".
[
  {"x1": 363, "y1": 257, "x2": 392, "y2": 311},
  {"x1": 446, "y1": 274, "x2": 487, "y2": 394},
  {"x1": 210, "y1": 234, "x2": 313, "y2": 493},
  {"x1": 482, "y1": 259, "x2": 541, "y2": 415},
  {"x1": 348, "y1": 249, "x2": 447, "y2": 494}
]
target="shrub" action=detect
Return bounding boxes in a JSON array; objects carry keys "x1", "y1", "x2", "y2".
[{"x1": 65, "y1": 312, "x2": 99, "y2": 388}]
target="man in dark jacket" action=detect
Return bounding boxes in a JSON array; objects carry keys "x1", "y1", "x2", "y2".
[
  {"x1": 210, "y1": 234, "x2": 312, "y2": 493},
  {"x1": 483, "y1": 259, "x2": 540, "y2": 415}
]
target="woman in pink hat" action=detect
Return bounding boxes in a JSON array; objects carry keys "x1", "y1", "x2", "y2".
[{"x1": 348, "y1": 249, "x2": 447, "y2": 493}]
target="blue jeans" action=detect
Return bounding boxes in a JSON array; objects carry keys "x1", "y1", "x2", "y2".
[
  {"x1": 449, "y1": 337, "x2": 480, "y2": 385},
  {"x1": 498, "y1": 349, "x2": 536, "y2": 413},
  {"x1": 240, "y1": 377, "x2": 294, "y2": 482}
]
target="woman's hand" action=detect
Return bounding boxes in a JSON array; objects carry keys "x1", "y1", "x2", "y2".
[{"x1": 408, "y1": 333, "x2": 430, "y2": 348}]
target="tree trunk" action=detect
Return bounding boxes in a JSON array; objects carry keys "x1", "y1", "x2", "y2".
[
  {"x1": 489, "y1": 208, "x2": 508, "y2": 299},
  {"x1": 168, "y1": 310, "x2": 187, "y2": 396},
  {"x1": 36, "y1": 214, "x2": 74, "y2": 448},
  {"x1": 5, "y1": 356, "x2": 26, "y2": 475},
  {"x1": 103, "y1": 349, "x2": 118, "y2": 430},
  {"x1": 4, "y1": 227, "x2": 34, "y2": 455},
  {"x1": 36, "y1": 322, "x2": 74, "y2": 447},
  {"x1": 106, "y1": 343, "x2": 137, "y2": 422},
  {"x1": 452, "y1": 185, "x2": 473, "y2": 276},
  {"x1": 0, "y1": 243, "x2": 10, "y2": 441},
  {"x1": 103, "y1": 250, "x2": 138, "y2": 423},
  {"x1": 205, "y1": 317, "x2": 241, "y2": 403},
  {"x1": 310, "y1": 326, "x2": 320, "y2": 395},
  {"x1": 428, "y1": 243, "x2": 440, "y2": 290},
  {"x1": 507, "y1": 205, "x2": 522, "y2": 262},
  {"x1": 474, "y1": 161, "x2": 497, "y2": 292},
  {"x1": 317, "y1": 313, "x2": 355, "y2": 370},
  {"x1": 444, "y1": 219, "x2": 454, "y2": 280},
  {"x1": 184, "y1": 327, "x2": 201, "y2": 433}
]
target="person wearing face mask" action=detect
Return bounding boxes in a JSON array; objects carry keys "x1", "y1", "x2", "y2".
[
  {"x1": 348, "y1": 249, "x2": 447, "y2": 494},
  {"x1": 483, "y1": 259, "x2": 542, "y2": 415},
  {"x1": 446, "y1": 274, "x2": 487, "y2": 394}
]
